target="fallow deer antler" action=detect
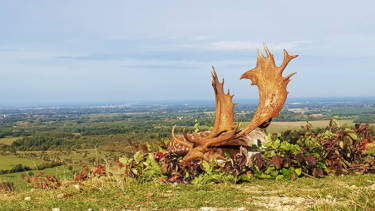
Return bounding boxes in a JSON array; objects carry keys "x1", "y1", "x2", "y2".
[
  {"x1": 210, "y1": 67, "x2": 238, "y2": 137},
  {"x1": 236, "y1": 45, "x2": 298, "y2": 137},
  {"x1": 181, "y1": 67, "x2": 237, "y2": 144},
  {"x1": 180, "y1": 67, "x2": 240, "y2": 161},
  {"x1": 167, "y1": 44, "x2": 298, "y2": 162}
]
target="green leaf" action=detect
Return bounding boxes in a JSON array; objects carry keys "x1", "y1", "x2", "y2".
[
  {"x1": 210, "y1": 159, "x2": 216, "y2": 169},
  {"x1": 131, "y1": 168, "x2": 138, "y2": 175},
  {"x1": 348, "y1": 133, "x2": 358, "y2": 140},
  {"x1": 265, "y1": 165, "x2": 275, "y2": 174},
  {"x1": 280, "y1": 141, "x2": 291, "y2": 151},
  {"x1": 281, "y1": 168, "x2": 291, "y2": 179},
  {"x1": 133, "y1": 151, "x2": 144, "y2": 164},
  {"x1": 202, "y1": 160, "x2": 212, "y2": 174},
  {"x1": 224, "y1": 152, "x2": 231, "y2": 159},
  {"x1": 272, "y1": 139, "x2": 281, "y2": 149},
  {"x1": 311, "y1": 152, "x2": 320, "y2": 158},
  {"x1": 119, "y1": 157, "x2": 129, "y2": 165},
  {"x1": 316, "y1": 162, "x2": 327, "y2": 169},
  {"x1": 140, "y1": 154, "x2": 162, "y2": 181},
  {"x1": 158, "y1": 146, "x2": 167, "y2": 154},
  {"x1": 295, "y1": 168, "x2": 302, "y2": 176},
  {"x1": 146, "y1": 154, "x2": 161, "y2": 172},
  {"x1": 324, "y1": 130, "x2": 333, "y2": 138},
  {"x1": 291, "y1": 144, "x2": 302, "y2": 154},
  {"x1": 267, "y1": 133, "x2": 272, "y2": 142}
]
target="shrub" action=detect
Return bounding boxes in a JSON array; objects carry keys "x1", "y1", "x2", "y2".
[{"x1": 119, "y1": 123, "x2": 374, "y2": 183}]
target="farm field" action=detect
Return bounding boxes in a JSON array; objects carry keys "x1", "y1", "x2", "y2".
[
  {"x1": 267, "y1": 120, "x2": 356, "y2": 133},
  {"x1": 0, "y1": 155, "x2": 46, "y2": 171}
]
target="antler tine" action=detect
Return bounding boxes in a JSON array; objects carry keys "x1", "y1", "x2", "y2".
[
  {"x1": 284, "y1": 72, "x2": 297, "y2": 82},
  {"x1": 182, "y1": 128, "x2": 200, "y2": 145},
  {"x1": 257, "y1": 49, "x2": 264, "y2": 59},
  {"x1": 171, "y1": 125, "x2": 193, "y2": 149},
  {"x1": 211, "y1": 65, "x2": 217, "y2": 76},
  {"x1": 279, "y1": 49, "x2": 298, "y2": 73},
  {"x1": 202, "y1": 124, "x2": 239, "y2": 149},
  {"x1": 263, "y1": 44, "x2": 276, "y2": 65}
]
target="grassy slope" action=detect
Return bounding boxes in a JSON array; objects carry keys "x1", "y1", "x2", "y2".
[{"x1": 0, "y1": 174, "x2": 374, "y2": 210}]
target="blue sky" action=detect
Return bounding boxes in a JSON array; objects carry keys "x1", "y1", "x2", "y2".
[{"x1": 0, "y1": 0, "x2": 374, "y2": 105}]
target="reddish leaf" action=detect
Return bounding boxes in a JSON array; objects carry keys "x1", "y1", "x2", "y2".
[
  {"x1": 312, "y1": 168, "x2": 324, "y2": 178},
  {"x1": 296, "y1": 153, "x2": 305, "y2": 163},
  {"x1": 254, "y1": 153, "x2": 263, "y2": 169},
  {"x1": 271, "y1": 155, "x2": 282, "y2": 169},
  {"x1": 169, "y1": 176, "x2": 179, "y2": 182},
  {"x1": 306, "y1": 155, "x2": 317, "y2": 165}
]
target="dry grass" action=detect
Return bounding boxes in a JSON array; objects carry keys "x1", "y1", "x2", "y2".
[{"x1": 0, "y1": 174, "x2": 374, "y2": 210}]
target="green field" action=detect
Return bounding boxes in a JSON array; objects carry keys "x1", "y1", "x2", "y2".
[{"x1": 0, "y1": 155, "x2": 46, "y2": 171}]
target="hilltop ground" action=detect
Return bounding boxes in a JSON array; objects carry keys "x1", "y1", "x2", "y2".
[{"x1": 0, "y1": 103, "x2": 374, "y2": 210}]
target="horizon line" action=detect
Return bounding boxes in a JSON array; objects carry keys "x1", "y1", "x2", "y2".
[{"x1": 1, "y1": 96, "x2": 375, "y2": 108}]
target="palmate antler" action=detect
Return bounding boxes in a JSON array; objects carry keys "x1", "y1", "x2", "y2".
[
  {"x1": 237, "y1": 45, "x2": 298, "y2": 137},
  {"x1": 167, "y1": 45, "x2": 298, "y2": 162}
]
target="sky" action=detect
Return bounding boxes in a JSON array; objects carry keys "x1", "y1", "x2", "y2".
[{"x1": 0, "y1": 0, "x2": 374, "y2": 106}]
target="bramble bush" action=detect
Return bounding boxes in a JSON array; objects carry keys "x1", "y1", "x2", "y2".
[{"x1": 119, "y1": 121, "x2": 374, "y2": 184}]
